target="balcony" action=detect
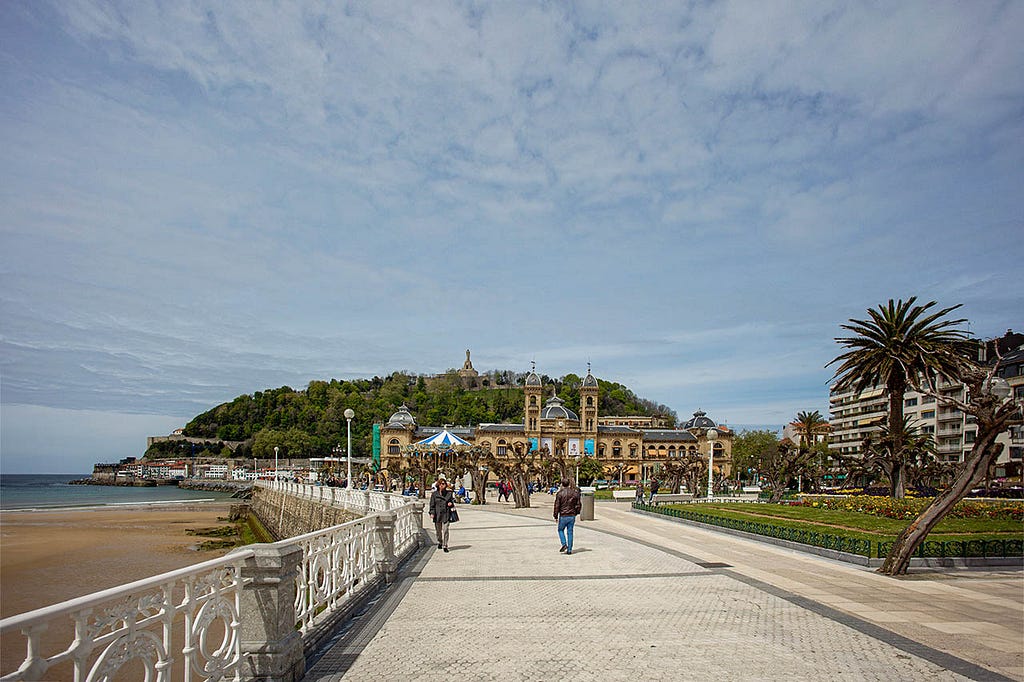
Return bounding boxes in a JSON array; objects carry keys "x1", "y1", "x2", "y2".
[{"x1": 937, "y1": 442, "x2": 963, "y2": 454}]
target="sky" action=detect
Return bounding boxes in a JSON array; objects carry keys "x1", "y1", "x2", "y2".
[{"x1": 1, "y1": 1, "x2": 1022, "y2": 473}]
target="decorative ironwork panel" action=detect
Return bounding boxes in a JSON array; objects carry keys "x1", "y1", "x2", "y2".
[{"x1": 0, "y1": 554, "x2": 250, "y2": 682}]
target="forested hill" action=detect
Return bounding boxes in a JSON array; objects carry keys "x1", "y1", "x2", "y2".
[{"x1": 160, "y1": 371, "x2": 675, "y2": 460}]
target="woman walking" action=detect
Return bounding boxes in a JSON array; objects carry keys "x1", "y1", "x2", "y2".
[{"x1": 429, "y1": 477, "x2": 456, "y2": 552}]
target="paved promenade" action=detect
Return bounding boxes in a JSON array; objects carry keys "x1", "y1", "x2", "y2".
[{"x1": 304, "y1": 500, "x2": 1023, "y2": 681}]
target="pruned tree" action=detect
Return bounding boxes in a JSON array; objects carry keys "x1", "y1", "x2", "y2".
[
  {"x1": 460, "y1": 445, "x2": 492, "y2": 505},
  {"x1": 491, "y1": 442, "x2": 542, "y2": 509},
  {"x1": 879, "y1": 363, "x2": 1023, "y2": 575},
  {"x1": 753, "y1": 438, "x2": 818, "y2": 502},
  {"x1": 659, "y1": 452, "x2": 705, "y2": 494}
]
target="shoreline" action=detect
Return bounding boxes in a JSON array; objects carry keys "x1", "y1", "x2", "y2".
[{"x1": 0, "y1": 498, "x2": 221, "y2": 513}]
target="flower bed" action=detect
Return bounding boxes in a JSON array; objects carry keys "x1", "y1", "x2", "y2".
[{"x1": 793, "y1": 495, "x2": 1024, "y2": 521}]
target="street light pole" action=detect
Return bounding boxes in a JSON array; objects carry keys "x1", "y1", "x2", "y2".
[
  {"x1": 706, "y1": 428, "x2": 718, "y2": 500},
  {"x1": 274, "y1": 446, "x2": 279, "y2": 482},
  {"x1": 344, "y1": 408, "x2": 355, "y2": 489}
]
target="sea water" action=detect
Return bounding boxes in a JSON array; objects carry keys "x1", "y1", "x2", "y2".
[{"x1": 0, "y1": 473, "x2": 236, "y2": 510}]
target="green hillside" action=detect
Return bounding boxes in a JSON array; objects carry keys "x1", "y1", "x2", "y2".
[{"x1": 151, "y1": 370, "x2": 674, "y2": 460}]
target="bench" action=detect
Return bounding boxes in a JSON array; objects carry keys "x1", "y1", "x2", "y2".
[
  {"x1": 650, "y1": 493, "x2": 695, "y2": 505},
  {"x1": 611, "y1": 490, "x2": 638, "y2": 501}
]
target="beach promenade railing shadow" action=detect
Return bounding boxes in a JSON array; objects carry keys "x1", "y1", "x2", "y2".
[{"x1": 0, "y1": 482, "x2": 425, "y2": 682}]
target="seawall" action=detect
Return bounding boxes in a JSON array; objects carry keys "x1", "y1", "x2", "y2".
[{"x1": 249, "y1": 485, "x2": 360, "y2": 540}]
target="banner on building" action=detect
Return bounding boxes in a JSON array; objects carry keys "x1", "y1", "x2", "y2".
[
  {"x1": 372, "y1": 423, "x2": 381, "y2": 471},
  {"x1": 541, "y1": 438, "x2": 553, "y2": 455},
  {"x1": 529, "y1": 437, "x2": 539, "y2": 452},
  {"x1": 584, "y1": 439, "x2": 595, "y2": 455},
  {"x1": 568, "y1": 438, "x2": 581, "y2": 457}
]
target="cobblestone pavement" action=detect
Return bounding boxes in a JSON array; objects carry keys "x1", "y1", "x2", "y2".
[{"x1": 304, "y1": 499, "x2": 1023, "y2": 682}]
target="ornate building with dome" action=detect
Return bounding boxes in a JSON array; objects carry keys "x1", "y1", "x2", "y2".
[{"x1": 379, "y1": 364, "x2": 732, "y2": 484}]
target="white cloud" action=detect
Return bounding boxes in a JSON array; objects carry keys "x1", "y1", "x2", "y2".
[{"x1": 1, "y1": 0, "x2": 1021, "y2": 464}]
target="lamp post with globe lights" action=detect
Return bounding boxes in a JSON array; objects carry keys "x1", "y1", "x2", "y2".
[
  {"x1": 345, "y1": 408, "x2": 355, "y2": 488},
  {"x1": 705, "y1": 428, "x2": 718, "y2": 500}
]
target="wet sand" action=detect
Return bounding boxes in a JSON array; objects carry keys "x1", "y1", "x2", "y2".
[
  {"x1": 1, "y1": 502, "x2": 243, "y2": 676},
  {"x1": 0, "y1": 502, "x2": 238, "y2": 619}
]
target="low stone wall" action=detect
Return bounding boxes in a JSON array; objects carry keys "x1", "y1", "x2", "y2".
[{"x1": 250, "y1": 485, "x2": 360, "y2": 540}]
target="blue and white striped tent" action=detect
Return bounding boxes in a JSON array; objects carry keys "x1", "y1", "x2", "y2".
[{"x1": 415, "y1": 429, "x2": 470, "y2": 448}]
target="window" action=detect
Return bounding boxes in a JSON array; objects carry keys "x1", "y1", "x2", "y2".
[
  {"x1": 905, "y1": 397, "x2": 918, "y2": 407},
  {"x1": 497, "y1": 439, "x2": 507, "y2": 456},
  {"x1": 612, "y1": 440, "x2": 621, "y2": 458},
  {"x1": 388, "y1": 438, "x2": 400, "y2": 455},
  {"x1": 586, "y1": 396, "x2": 593, "y2": 406},
  {"x1": 922, "y1": 425, "x2": 935, "y2": 434},
  {"x1": 963, "y1": 431, "x2": 975, "y2": 444},
  {"x1": 922, "y1": 396, "x2": 935, "y2": 404},
  {"x1": 921, "y1": 410, "x2": 935, "y2": 419}
]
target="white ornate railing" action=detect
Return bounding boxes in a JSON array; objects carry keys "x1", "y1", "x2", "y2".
[
  {"x1": 291, "y1": 518, "x2": 377, "y2": 635},
  {"x1": 0, "y1": 552, "x2": 252, "y2": 682},
  {"x1": 1, "y1": 482, "x2": 424, "y2": 682},
  {"x1": 258, "y1": 480, "x2": 404, "y2": 514}
]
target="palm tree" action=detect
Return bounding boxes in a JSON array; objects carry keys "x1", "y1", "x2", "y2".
[
  {"x1": 793, "y1": 409, "x2": 828, "y2": 449},
  {"x1": 828, "y1": 297, "x2": 970, "y2": 498}
]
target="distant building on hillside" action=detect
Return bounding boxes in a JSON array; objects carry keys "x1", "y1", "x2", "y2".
[{"x1": 381, "y1": 364, "x2": 732, "y2": 483}]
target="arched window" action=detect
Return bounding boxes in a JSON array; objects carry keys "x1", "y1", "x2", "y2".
[
  {"x1": 629, "y1": 444, "x2": 638, "y2": 457},
  {"x1": 586, "y1": 396, "x2": 593, "y2": 406},
  {"x1": 388, "y1": 438, "x2": 400, "y2": 455},
  {"x1": 480, "y1": 441, "x2": 491, "y2": 452},
  {"x1": 497, "y1": 439, "x2": 508, "y2": 456},
  {"x1": 530, "y1": 396, "x2": 537, "y2": 406},
  {"x1": 668, "y1": 446, "x2": 676, "y2": 457},
  {"x1": 612, "y1": 440, "x2": 621, "y2": 458},
  {"x1": 598, "y1": 444, "x2": 606, "y2": 458}
]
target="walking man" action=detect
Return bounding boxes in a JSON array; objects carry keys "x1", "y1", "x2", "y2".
[{"x1": 553, "y1": 478, "x2": 582, "y2": 555}]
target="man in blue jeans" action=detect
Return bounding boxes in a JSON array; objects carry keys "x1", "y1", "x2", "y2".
[{"x1": 553, "y1": 478, "x2": 582, "y2": 555}]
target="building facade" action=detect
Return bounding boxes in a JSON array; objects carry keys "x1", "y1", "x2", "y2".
[{"x1": 380, "y1": 366, "x2": 732, "y2": 483}]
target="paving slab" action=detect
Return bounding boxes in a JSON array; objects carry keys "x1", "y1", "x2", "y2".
[{"x1": 303, "y1": 500, "x2": 1023, "y2": 681}]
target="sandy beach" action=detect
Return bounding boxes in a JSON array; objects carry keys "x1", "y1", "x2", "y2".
[
  {"x1": 0, "y1": 501, "x2": 238, "y2": 619},
  {"x1": 1, "y1": 501, "x2": 243, "y2": 676}
]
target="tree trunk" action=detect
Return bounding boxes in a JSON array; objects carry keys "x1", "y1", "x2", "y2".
[
  {"x1": 470, "y1": 469, "x2": 488, "y2": 505},
  {"x1": 887, "y1": 375, "x2": 907, "y2": 499},
  {"x1": 878, "y1": 427, "x2": 1006, "y2": 575},
  {"x1": 511, "y1": 473, "x2": 531, "y2": 508}
]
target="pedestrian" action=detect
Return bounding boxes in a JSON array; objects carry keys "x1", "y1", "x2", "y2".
[
  {"x1": 553, "y1": 478, "x2": 582, "y2": 555},
  {"x1": 429, "y1": 477, "x2": 455, "y2": 552},
  {"x1": 635, "y1": 480, "x2": 643, "y2": 503},
  {"x1": 649, "y1": 478, "x2": 659, "y2": 503}
]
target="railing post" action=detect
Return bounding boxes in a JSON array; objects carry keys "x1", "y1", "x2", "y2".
[
  {"x1": 234, "y1": 544, "x2": 305, "y2": 682},
  {"x1": 411, "y1": 500, "x2": 427, "y2": 544},
  {"x1": 373, "y1": 512, "x2": 398, "y2": 582},
  {"x1": 363, "y1": 490, "x2": 372, "y2": 513}
]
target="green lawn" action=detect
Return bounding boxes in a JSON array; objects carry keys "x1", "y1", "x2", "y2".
[{"x1": 662, "y1": 502, "x2": 1022, "y2": 544}]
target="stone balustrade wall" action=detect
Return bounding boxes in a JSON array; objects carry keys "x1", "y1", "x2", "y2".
[{"x1": 250, "y1": 485, "x2": 359, "y2": 539}]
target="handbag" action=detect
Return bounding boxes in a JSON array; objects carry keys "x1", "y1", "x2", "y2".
[{"x1": 448, "y1": 507, "x2": 460, "y2": 523}]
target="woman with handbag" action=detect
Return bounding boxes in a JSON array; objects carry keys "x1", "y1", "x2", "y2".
[{"x1": 429, "y1": 477, "x2": 456, "y2": 552}]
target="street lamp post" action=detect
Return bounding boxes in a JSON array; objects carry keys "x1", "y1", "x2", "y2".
[
  {"x1": 344, "y1": 408, "x2": 355, "y2": 489},
  {"x1": 274, "y1": 446, "x2": 279, "y2": 482},
  {"x1": 706, "y1": 428, "x2": 718, "y2": 500}
]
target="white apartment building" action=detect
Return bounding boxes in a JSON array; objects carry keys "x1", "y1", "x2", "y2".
[{"x1": 828, "y1": 330, "x2": 1023, "y2": 479}]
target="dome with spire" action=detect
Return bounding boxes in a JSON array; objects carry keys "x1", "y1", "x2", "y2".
[
  {"x1": 582, "y1": 368, "x2": 598, "y2": 387},
  {"x1": 683, "y1": 409, "x2": 716, "y2": 430},
  {"x1": 386, "y1": 404, "x2": 417, "y2": 427},
  {"x1": 540, "y1": 395, "x2": 579, "y2": 421}
]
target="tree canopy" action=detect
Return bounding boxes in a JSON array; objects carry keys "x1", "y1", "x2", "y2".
[{"x1": 162, "y1": 372, "x2": 676, "y2": 460}]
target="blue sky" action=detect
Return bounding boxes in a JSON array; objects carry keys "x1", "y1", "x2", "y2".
[{"x1": 1, "y1": 1, "x2": 1022, "y2": 473}]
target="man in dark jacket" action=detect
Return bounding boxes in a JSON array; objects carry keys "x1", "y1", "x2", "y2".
[{"x1": 553, "y1": 478, "x2": 582, "y2": 555}]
